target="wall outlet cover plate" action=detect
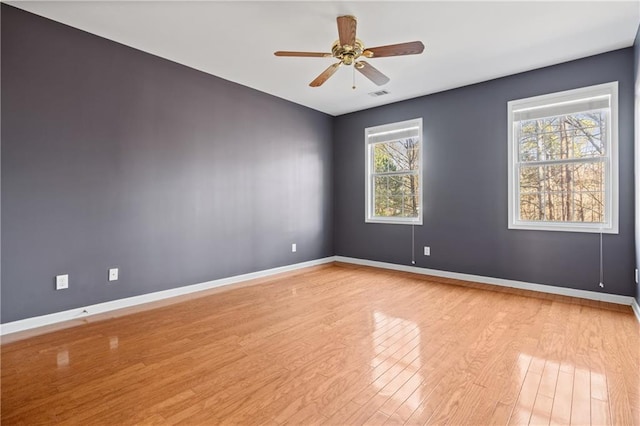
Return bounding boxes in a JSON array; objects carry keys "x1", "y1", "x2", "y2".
[
  {"x1": 55, "y1": 274, "x2": 69, "y2": 290},
  {"x1": 108, "y1": 268, "x2": 119, "y2": 281}
]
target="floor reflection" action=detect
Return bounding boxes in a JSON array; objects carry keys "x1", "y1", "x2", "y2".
[
  {"x1": 512, "y1": 353, "x2": 610, "y2": 425},
  {"x1": 56, "y1": 349, "x2": 69, "y2": 368},
  {"x1": 372, "y1": 311, "x2": 423, "y2": 410}
]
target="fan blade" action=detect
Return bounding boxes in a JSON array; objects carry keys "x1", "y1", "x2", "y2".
[
  {"x1": 274, "y1": 51, "x2": 332, "y2": 58},
  {"x1": 337, "y1": 15, "x2": 357, "y2": 47},
  {"x1": 355, "y1": 61, "x2": 390, "y2": 86},
  {"x1": 310, "y1": 62, "x2": 341, "y2": 87},
  {"x1": 364, "y1": 41, "x2": 425, "y2": 58}
]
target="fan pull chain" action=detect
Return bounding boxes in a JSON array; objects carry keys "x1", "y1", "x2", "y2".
[{"x1": 352, "y1": 65, "x2": 356, "y2": 90}]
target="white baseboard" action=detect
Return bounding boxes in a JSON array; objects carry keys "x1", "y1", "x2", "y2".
[
  {"x1": 3, "y1": 255, "x2": 638, "y2": 336},
  {"x1": 0, "y1": 257, "x2": 335, "y2": 336},
  {"x1": 632, "y1": 298, "x2": 640, "y2": 323},
  {"x1": 336, "y1": 256, "x2": 638, "y2": 310}
]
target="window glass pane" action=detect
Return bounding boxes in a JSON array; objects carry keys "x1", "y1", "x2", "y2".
[
  {"x1": 518, "y1": 111, "x2": 606, "y2": 162},
  {"x1": 373, "y1": 173, "x2": 419, "y2": 218},
  {"x1": 572, "y1": 190, "x2": 605, "y2": 223},
  {"x1": 402, "y1": 195, "x2": 420, "y2": 217},
  {"x1": 374, "y1": 175, "x2": 389, "y2": 194},
  {"x1": 518, "y1": 162, "x2": 604, "y2": 223},
  {"x1": 519, "y1": 193, "x2": 543, "y2": 221},
  {"x1": 373, "y1": 138, "x2": 420, "y2": 173},
  {"x1": 400, "y1": 174, "x2": 420, "y2": 198},
  {"x1": 373, "y1": 144, "x2": 392, "y2": 173}
]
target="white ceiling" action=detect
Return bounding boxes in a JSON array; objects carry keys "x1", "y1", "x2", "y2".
[{"x1": 7, "y1": 1, "x2": 640, "y2": 116}]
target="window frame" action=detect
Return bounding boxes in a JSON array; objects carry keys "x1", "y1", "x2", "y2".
[
  {"x1": 365, "y1": 118, "x2": 423, "y2": 225},
  {"x1": 507, "y1": 82, "x2": 619, "y2": 234}
]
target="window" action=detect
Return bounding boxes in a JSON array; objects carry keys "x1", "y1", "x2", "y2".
[
  {"x1": 365, "y1": 118, "x2": 423, "y2": 225},
  {"x1": 508, "y1": 82, "x2": 618, "y2": 233}
]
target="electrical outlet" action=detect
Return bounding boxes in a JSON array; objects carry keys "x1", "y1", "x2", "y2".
[
  {"x1": 424, "y1": 246, "x2": 430, "y2": 256},
  {"x1": 55, "y1": 274, "x2": 69, "y2": 290},
  {"x1": 108, "y1": 268, "x2": 119, "y2": 282},
  {"x1": 635, "y1": 268, "x2": 638, "y2": 284},
  {"x1": 291, "y1": 243, "x2": 297, "y2": 253}
]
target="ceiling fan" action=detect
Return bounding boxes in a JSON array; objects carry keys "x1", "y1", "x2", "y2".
[{"x1": 274, "y1": 15, "x2": 425, "y2": 88}]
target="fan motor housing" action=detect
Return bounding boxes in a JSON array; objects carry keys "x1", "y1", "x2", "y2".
[{"x1": 332, "y1": 39, "x2": 367, "y2": 65}]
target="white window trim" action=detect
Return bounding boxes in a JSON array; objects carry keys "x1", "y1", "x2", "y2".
[
  {"x1": 365, "y1": 118, "x2": 423, "y2": 225},
  {"x1": 507, "y1": 82, "x2": 619, "y2": 234}
]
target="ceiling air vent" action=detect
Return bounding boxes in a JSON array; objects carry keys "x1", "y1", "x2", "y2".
[{"x1": 369, "y1": 90, "x2": 390, "y2": 97}]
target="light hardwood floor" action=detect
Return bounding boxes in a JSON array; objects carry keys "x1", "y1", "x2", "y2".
[{"x1": 2, "y1": 263, "x2": 639, "y2": 425}]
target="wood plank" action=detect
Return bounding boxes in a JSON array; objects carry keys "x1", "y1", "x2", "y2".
[
  {"x1": 529, "y1": 394, "x2": 553, "y2": 426},
  {"x1": 507, "y1": 359, "x2": 543, "y2": 425},
  {"x1": 570, "y1": 368, "x2": 591, "y2": 425},
  {"x1": 549, "y1": 370, "x2": 574, "y2": 425}
]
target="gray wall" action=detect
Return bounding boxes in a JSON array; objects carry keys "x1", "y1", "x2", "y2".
[
  {"x1": 1, "y1": 5, "x2": 333, "y2": 323},
  {"x1": 334, "y1": 49, "x2": 636, "y2": 298},
  {"x1": 635, "y1": 24, "x2": 640, "y2": 304},
  {"x1": 2, "y1": 5, "x2": 637, "y2": 324}
]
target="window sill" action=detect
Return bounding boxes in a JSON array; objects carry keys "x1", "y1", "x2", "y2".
[
  {"x1": 366, "y1": 217, "x2": 423, "y2": 226},
  {"x1": 508, "y1": 222, "x2": 618, "y2": 234}
]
